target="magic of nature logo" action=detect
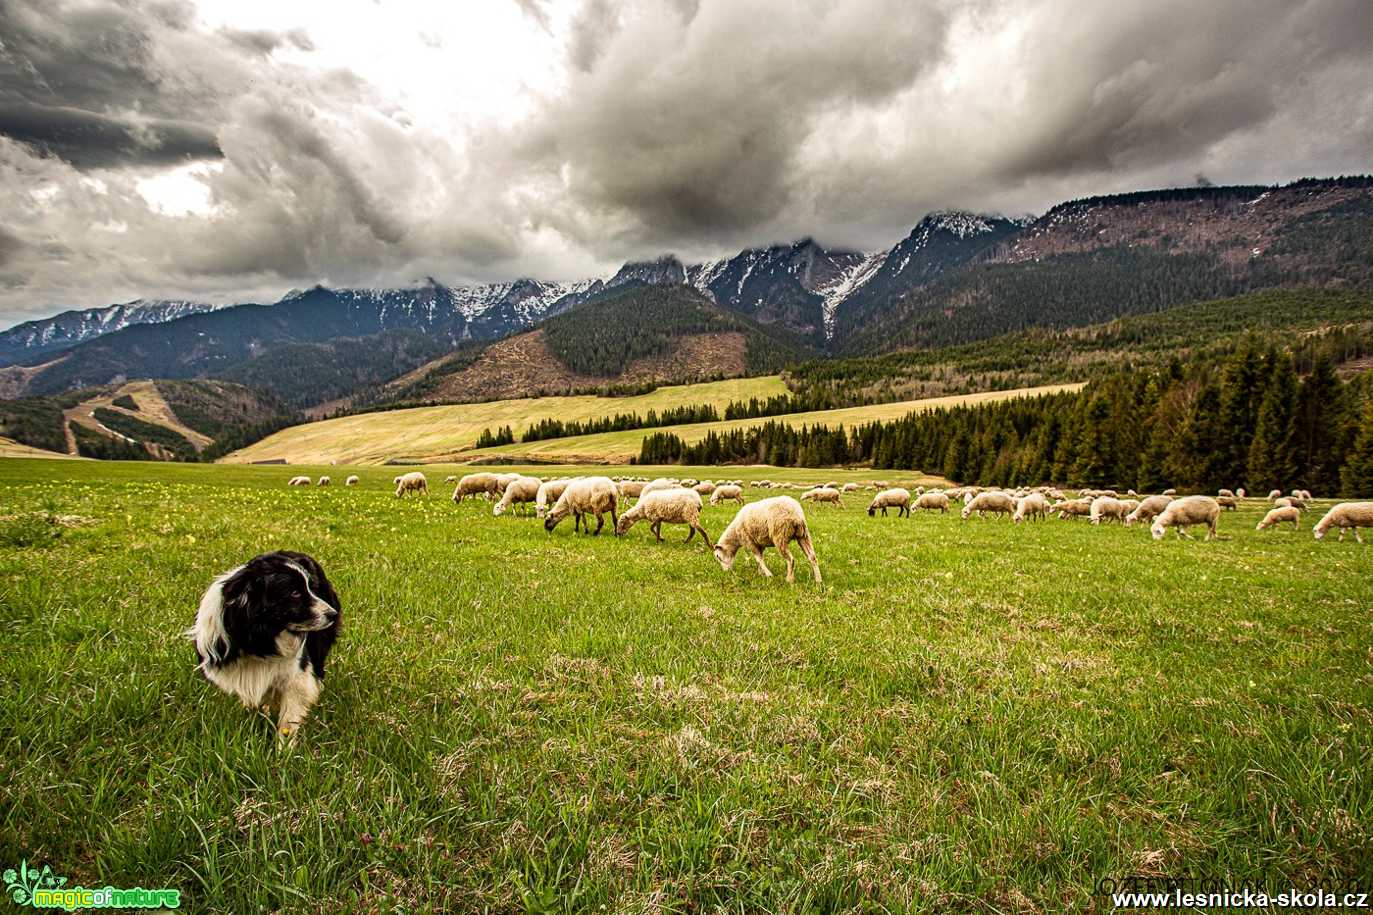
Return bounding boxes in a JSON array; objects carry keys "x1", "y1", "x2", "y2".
[{"x1": 4, "y1": 860, "x2": 180, "y2": 911}]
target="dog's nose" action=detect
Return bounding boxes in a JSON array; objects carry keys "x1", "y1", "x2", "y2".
[{"x1": 324, "y1": 608, "x2": 339, "y2": 622}]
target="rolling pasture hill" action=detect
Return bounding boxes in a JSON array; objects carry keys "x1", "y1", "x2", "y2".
[
  {"x1": 0, "y1": 458, "x2": 1369, "y2": 910},
  {"x1": 223, "y1": 380, "x2": 1078, "y2": 465},
  {"x1": 0, "y1": 379, "x2": 289, "y2": 461}
]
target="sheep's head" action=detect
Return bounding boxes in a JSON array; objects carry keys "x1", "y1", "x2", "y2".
[
  {"x1": 867, "y1": 505, "x2": 876, "y2": 516},
  {"x1": 614, "y1": 515, "x2": 632, "y2": 536},
  {"x1": 1150, "y1": 521, "x2": 1166, "y2": 541},
  {"x1": 1313, "y1": 523, "x2": 1327, "y2": 540},
  {"x1": 493, "y1": 503, "x2": 506, "y2": 517},
  {"x1": 713, "y1": 543, "x2": 735, "y2": 571},
  {"x1": 960, "y1": 506, "x2": 972, "y2": 520},
  {"x1": 543, "y1": 515, "x2": 560, "y2": 533}
]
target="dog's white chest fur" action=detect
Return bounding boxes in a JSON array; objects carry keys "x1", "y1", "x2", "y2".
[{"x1": 201, "y1": 632, "x2": 306, "y2": 708}]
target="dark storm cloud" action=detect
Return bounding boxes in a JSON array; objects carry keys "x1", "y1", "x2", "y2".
[
  {"x1": 0, "y1": 102, "x2": 220, "y2": 169},
  {"x1": 519, "y1": 0, "x2": 953, "y2": 248},
  {"x1": 0, "y1": 0, "x2": 276, "y2": 168}
]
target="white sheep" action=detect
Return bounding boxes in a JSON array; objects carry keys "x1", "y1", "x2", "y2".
[
  {"x1": 1012, "y1": 493, "x2": 1050, "y2": 523},
  {"x1": 490, "y1": 473, "x2": 521, "y2": 500},
  {"x1": 317, "y1": 475, "x2": 331, "y2": 486},
  {"x1": 713, "y1": 496, "x2": 821, "y2": 584},
  {"x1": 288, "y1": 476, "x2": 311, "y2": 487},
  {"x1": 1089, "y1": 496, "x2": 1129, "y2": 525},
  {"x1": 1150, "y1": 495, "x2": 1220, "y2": 541},
  {"x1": 535, "y1": 478, "x2": 577, "y2": 519},
  {"x1": 1162, "y1": 488, "x2": 1177, "y2": 496},
  {"x1": 544, "y1": 476, "x2": 620, "y2": 534},
  {"x1": 1125, "y1": 494, "x2": 1169, "y2": 524},
  {"x1": 345, "y1": 475, "x2": 359, "y2": 486},
  {"x1": 616, "y1": 487, "x2": 710, "y2": 544},
  {"x1": 962, "y1": 491, "x2": 1015, "y2": 520},
  {"x1": 1051, "y1": 498, "x2": 1093, "y2": 520},
  {"x1": 1256, "y1": 505, "x2": 1301, "y2": 531},
  {"x1": 452, "y1": 472, "x2": 502, "y2": 503},
  {"x1": 1313, "y1": 502, "x2": 1373, "y2": 543},
  {"x1": 639, "y1": 478, "x2": 678, "y2": 500},
  {"x1": 394, "y1": 471, "x2": 428, "y2": 498},
  {"x1": 619, "y1": 480, "x2": 647, "y2": 501},
  {"x1": 445, "y1": 475, "x2": 457, "y2": 483},
  {"x1": 914, "y1": 491, "x2": 950, "y2": 513},
  {"x1": 710, "y1": 484, "x2": 745, "y2": 505},
  {"x1": 867, "y1": 487, "x2": 911, "y2": 518},
  {"x1": 693, "y1": 481, "x2": 716, "y2": 496},
  {"x1": 1267, "y1": 489, "x2": 1283, "y2": 501},
  {"x1": 1216, "y1": 495, "x2": 1239, "y2": 511},
  {"x1": 493, "y1": 476, "x2": 542, "y2": 517},
  {"x1": 801, "y1": 487, "x2": 843, "y2": 508},
  {"x1": 1218, "y1": 488, "x2": 1235, "y2": 498},
  {"x1": 842, "y1": 482, "x2": 860, "y2": 493}
]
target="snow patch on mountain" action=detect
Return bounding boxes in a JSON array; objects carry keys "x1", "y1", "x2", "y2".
[{"x1": 814, "y1": 251, "x2": 887, "y2": 339}]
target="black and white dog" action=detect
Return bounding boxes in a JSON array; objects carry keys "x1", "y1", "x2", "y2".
[{"x1": 189, "y1": 551, "x2": 341, "y2": 745}]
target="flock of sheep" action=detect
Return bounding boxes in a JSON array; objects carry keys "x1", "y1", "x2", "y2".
[{"x1": 285, "y1": 470, "x2": 1372, "y2": 584}]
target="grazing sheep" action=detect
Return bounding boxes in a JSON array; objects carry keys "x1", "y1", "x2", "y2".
[
  {"x1": 867, "y1": 488, "x2": 912, "y2": 518},
  {"x1": 713, "y1": 496, "x2": 821, "y2": 584},
  {"x1": 288, "y1": 476, "x2": 311, "y2": 487},
  {"x1": 445, "y1": 475, "x2": 457, "y2": 483},
  {"x1": 394, "y1": 471, "x2": 428, "y2": 498},
  {"x1": 842, "y1": 482, "x2": 860, "y2": 493},
  {"x1": 544, "y1": 477, "x2": 620, "y2": 535},
  {"x1": 1162, "y1": 488, "x2": 1177, "y2": 496},
  {"x1": 639, "y1": 478, "x2": 678, "y2": 500},
  {"x1": 693, "y1": 481, "x2": 716, "y2": 496},
  {"x1": 1124, "y1": 495, "x2": 1172, "y2": 527},
  {"x1": 619, "y1": 480, "x2": 646, "y2": 501},
  {"x1": 1089, "y1": 496, "x2": 1129, "y2": 525},
  {"x1": 1236, "y1": 488, "x2": 1247, "y2": 499},
  {"x1": 535, "y1": 478, "x2": 576, "y2": 519},
  {"x1": 616, "y1": 488, "x2": 710, "y2": 544},
  {"x1": 452, "y1": 472, "x2": 502, "y2": 504},
  {"x1": 493, "y1": 473, "x2": 521, "y2": 499},
  {"x1": 1150, "y1": 495, "x2": 1220, "y2": 541},
  {"x1": 1313, "y1": 502, "x2": 1373, "y2": 543},
  {"x1": 1294, "y1": 489, "x2": 1312, "y2": 501},
  {"x1": 1272, "y1": 496, "x2": 1296, "y2": 509},
  {"x1": 962, "y1": 491, "x2": 1015, "y2": 520},
  {"x1": 493, "y1": 476, "x2": 542, "y2": 517},
  {"x1": 1267, "y1": 489, "x2": 1283, "y2": 501},
  {"x1": 1013, "y1": 493, "x2": 1050, "y2": 523},
  {"x1": 710, "y1": 484, "x2": 745, "y2": 505},
  {"x1": 1052, "y1": 498, "x2": 1093, "y2": 520},
  {"x1": 801, "y1": 487, "x2": 843, "y2": 508},
  {"x1": 317, "y1": 475, "x2": 331, "y2": 486},
  {"x1": 345, "y1": 475, "x2": 359, "y2": 486},
  {"x1": 1218, "y1": 488, "x2": 1235, "y2": 498},
  {"x1": 1216, "y1": 495, "x2": 1239, "y2": 511},
  {"x1": 914, "y1": 491, "x2": 950, "y2": 513},
  {"x1": 1256, "y1": 506, "x2": 1301, "y2": 531}
]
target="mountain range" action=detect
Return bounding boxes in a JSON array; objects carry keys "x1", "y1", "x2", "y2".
[{"x1": 1, "y1": 175, "x2": 1370, "y2": 411}]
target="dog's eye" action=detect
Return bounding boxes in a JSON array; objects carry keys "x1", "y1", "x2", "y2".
[{"x1": 291, "y1": 590, "x2": 303, "y2": 599}]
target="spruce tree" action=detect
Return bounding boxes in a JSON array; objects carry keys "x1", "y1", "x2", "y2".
[
  {"x1": 1340, "y1": 400, "x2": 1373, "y2": 497},
  {"x1": 1246, "y1": 353, "x2": 1298, "y2": 491}
]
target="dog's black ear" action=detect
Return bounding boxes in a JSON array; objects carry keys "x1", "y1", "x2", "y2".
[{"x1": 218, "y1": 566, "x2": 272, "y2": 655}]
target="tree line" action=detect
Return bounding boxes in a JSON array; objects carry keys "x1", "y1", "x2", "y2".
[{"x1": 638, "y1": 341, "x2": 1373, "y2": 497}]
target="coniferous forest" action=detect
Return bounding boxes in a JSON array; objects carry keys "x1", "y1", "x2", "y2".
[{"x1": 639, "y1": 340, "x2": 1373, "y2": 496}]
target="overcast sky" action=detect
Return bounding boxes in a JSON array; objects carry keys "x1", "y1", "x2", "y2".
[{"x1": 1, "y1": 0, "x2": 1370, "y2": 328}]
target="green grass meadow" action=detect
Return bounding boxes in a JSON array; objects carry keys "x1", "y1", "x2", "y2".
[{"x1": 0, "y1": 458, "x2": 1370, "y2": 912}]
